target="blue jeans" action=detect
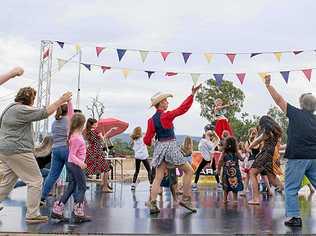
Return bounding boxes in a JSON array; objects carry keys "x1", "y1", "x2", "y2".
[
  {"x1": 285, "y1": 159, "x2": 316, "y2": 217},
  {"x1": 41, "y1": 146, "x2": 69, "y2": 199}
]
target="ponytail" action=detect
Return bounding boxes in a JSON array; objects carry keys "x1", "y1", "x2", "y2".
[{"x1": 55, "y1": 104, "x2": 68, "y2": 120}]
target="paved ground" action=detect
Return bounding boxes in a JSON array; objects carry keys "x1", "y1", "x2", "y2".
[{"x1": 0, "y1": 181, "x2": 315, "y2": 235}]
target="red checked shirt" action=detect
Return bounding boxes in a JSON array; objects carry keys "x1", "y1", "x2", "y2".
[{"x1": 143, "y1": 95, "x2": 194, "y2": 146}]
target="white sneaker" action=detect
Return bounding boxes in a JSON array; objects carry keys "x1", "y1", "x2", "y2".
[
  {"x1": 192, "y1": 183, "x2": 198, "y2": 191},
  {"x1": 131, "y1": 183, "x2": 136, "y2": 191}
]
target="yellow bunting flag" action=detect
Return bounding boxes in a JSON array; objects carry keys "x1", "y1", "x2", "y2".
[
  {"x1": 75, "y1": 44, "x2": 81, "y2": 53},
  {"x1": 57, "y1": 58, "x2": 67, "y2": 71},
  {"x1": 204, "y1": 53, "x2": 213, "y2": 63},
  {"x1": 258, "y1": 72, "x2": 269, "y2": 82},
  {"x1": 139, "y1": 50, "x2": 149, "y2": 63},
  {"x1": 274, "y1": 52, "x2": 282, "y2": 62},
  {"x1": 122, "y1": 68, "x2": 130, "y2": 79},
  {"x1": 190, "y1": 73, "x2": 200, "y2": 85}
]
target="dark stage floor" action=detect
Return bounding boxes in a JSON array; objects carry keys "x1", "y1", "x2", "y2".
[{"x1": 0, "y1": 181, "x2": 315, "y2": 235}]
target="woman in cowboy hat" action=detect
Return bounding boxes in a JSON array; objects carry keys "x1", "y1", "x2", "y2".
[{"x1": 144, "y1": 84, "x2": 201, "y2": 214}]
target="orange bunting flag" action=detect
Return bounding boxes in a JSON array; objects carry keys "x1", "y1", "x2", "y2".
[
  {"x1": 96, "y1": 47, "x2": 105, "y2": 57},
  {"x1": 302, "y1": 69, "x2": 312, "y2": 81},
  {"x1": 236, "y1": 73, "x2": 246, "y2": 85},
  {"x1": 226, "y1": 53, "x2": 236, "y2": 64},
  {"x1": 122, "y1": 68, "x2": 130, "y2": 79},
  {"x1": 204, "y1": 53, "x2": 213, "y2": 63},
  {"x1": 160, "y1": 52, "x2": 171, "y2": 61},
  {"x1": 258, "y1": 72, "x2": 269, "y2": 82}
]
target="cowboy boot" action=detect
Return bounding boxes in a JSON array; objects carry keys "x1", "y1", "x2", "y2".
[
  {"x1": 179, "y1": 195, "x2": 197, "y2": 213},
  {"x1": 51, "y1": 201, "x2": 65, "y2": 220},
  {"x1": 73, "y1": 202, "x2": 91, "y2": 223}
]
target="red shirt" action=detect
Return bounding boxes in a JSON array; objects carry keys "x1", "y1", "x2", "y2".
[{"x1": 143, "y1": 95, "x2": 194, "y2": 146}]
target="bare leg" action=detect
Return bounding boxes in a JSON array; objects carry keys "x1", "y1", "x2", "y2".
[
  {"x1": 262, "y1": 175, "x2": 273, "y2": 196},
  {"x1": 178, "y1": 162, "x2": 194, "y2": 197},
  {"x1": 150, "y1": 162, "x2": 167, "y2": 201},
  {"x1": 223, "y1": 191, "x2": 228, "y2": 203},
  {"x1": 267, "y1": 173, "x2": 283, "y2": 191},
  {"x1": 101, "y1": 172, "x2": 112, "y2": 192},
  {"x1": 233, "y1": 192, "x2": 238, "y2": 202},
  {"x1": 249, "y1": 168, "x2": 260, "y2": 204}
]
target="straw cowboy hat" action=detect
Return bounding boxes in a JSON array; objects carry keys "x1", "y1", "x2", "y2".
[
  {"x1": 33, "y1": 136, "x2": 53, "y2": 158},
  {"x1": 150, "y1": 92, "x2": 173, "y2": 107}
]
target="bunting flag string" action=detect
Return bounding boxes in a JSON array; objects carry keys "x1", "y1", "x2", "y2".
[
  {"x1": 57, "y1": 57, "x2": 315, "y2": 85},
  {"x1": 53, "y1": 40, "x2": 316, "y2": 64}
]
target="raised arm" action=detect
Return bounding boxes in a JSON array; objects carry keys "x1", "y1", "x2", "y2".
[
  {"x1": 46, "y1": 92, "x2": 72, "y2": 116},
  {"x1": 0, "y1": 67, "x2": 24, "y2": 86},
  {"x1": 248, "y1": 133, "x2": 265, "y2": 150},
  {"x1": 264, "y1": 75, "x2": 287, "y2": 113},
  {"x1": 67, "y1": 100, "x2": 74, "y2": 120}
]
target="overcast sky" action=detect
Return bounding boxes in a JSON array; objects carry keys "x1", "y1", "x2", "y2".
[{"x1": 0, "y1": 0, "x2": 315, "y2": 136}]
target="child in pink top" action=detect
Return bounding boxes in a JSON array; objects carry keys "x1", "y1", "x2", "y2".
[{"x1": 52, "y1": 113, "x2": 91, "y2": 223}]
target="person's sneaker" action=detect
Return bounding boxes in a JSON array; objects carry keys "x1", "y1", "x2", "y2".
[
  {"x1": 192, "y1": 183, "x2": 198, "y2": 192},
  {"x1": 149, "y1": 200, "x2": 160, "y2": 214},
  {"x1": 51, "y1": 201, "x2": 65, "y2": 220},
  {"x1": 0, "y1": 204, "x2": 3, "y2": 211},
  {"x1": 73, "y1": 202, "x2": 91, "y2": 224},
  {"x1": 284, "y1": 217, "x2": 302, "y2": 227},
  {"x1": 131, "y1": 183, "x2": 136, "y2": 191},
  {"x1": 40, "y1": 199, "x2": 46, "y2": 207},
  {"x1": 179, "y1": 195, "x2": 197, "y2": 213},
  {"x1": 25, "y1": 215, "x2": 48, "y2": 224}
]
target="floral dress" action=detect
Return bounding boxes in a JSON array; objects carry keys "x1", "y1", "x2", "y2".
[{"x1": 85, "y1": 130, "x2": 111, "y2": 175}]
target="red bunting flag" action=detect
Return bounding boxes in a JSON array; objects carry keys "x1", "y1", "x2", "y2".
[
  {"x1": 236, "y1": 73, "x2": 246, "y2": 85},
  {"x1": 161, "y1": 52, "x2": 171, "y2": 61},
  {"x1": 43, "y1": 49, "x2": 49, "y2": 59},
  {"x1": 226, "y1": 53, "x2": 236, "y2": 64},
  {"x1": 101, "y1": 65, "x2": 111, "y2": 73},
  {"x1": 96, "y1": 47, "x2": 105, "y2": 57},
  {"x1": 302, "y1": 69, "x2": 312, "y2": 81},
  {"x1": 165, "y1": 72, "x2": 177, "y2": 77}
]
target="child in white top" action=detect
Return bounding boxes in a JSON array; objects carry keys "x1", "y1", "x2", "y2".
[{"x1": 130, "y1": 127, "x2": 152, "y2": 191}]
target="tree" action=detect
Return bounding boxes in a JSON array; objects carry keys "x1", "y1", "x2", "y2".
[
  {"x1": 196, "y1": 79, "x2": 258, "y2": 141},
  {"x1": 196, "y1": 79, "x2": 245, "y2": 123},
  {"x1": 86, "y1": 95, "x2": 105, "y2": 120},
  {"x1": 267, "y1": 106, "x2": 289, "y2": 142}
]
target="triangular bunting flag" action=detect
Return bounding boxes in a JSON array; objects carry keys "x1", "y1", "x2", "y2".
[
  {"x1": 165, "y1": 72, "x2": 178, "y2": 77},
  {"x1": 293, "y1": 50, "x2": 303, "y2": 55},
  {"x1": 160, "y1": 52, "x2": 171, "y2": 61},
  {"x1": 145, "y1": 70, "x2": 155, "y2": 79},
  {"x1": 258, "y1": 72, "x2": 269, "y2": 82},
  {"x1": 274, "y1": 52, "x2": 282, "y2": 62},
  {"x1": 43, "y1": 49, "x2": 49, "y2": 59},
  {"x1": 280, "y1": 71, "x2": 290, "y2": 83},
  {"x1": 117, "y1": 49, "x2": 127, "y2": 62},
  {"x1": 226, "y1": 53, "x2": 236, "y2": 64},
  {"x1": 236, "y1": 73, "x2": 246, "y2": 85},
  {"x1": 122, "y1": 68, "x2": 130, "y2": 79},
  {"x1": 204, "y1": 53, "x2": 213, "y2": 63},
  {"x1": 213, "y1": 74, "x2": 224, "y2": 87},
  {"x1": 96, "y1": 47, "x2": 105, "y2": 57},
  {"x1": 57, "y1": 59, "x2": 67, "y2": 71},
  {"x1": 250, "y1": 53, "x2": 262, "y2": 58},
  {"x1": 182, "y1": 52, "x2": 192, "y2": 64},
  {"x1": 75, "y1": 44, "x2": 81, "y2": 53},
  {"x1": 190, "y1": 73, "x2": 200, "y2": 85},
  {"x1": 139, "y1": 50, "x2": 149, "y2": 63},
  {"x1": 56, "y1": 41, "x2": 64, "y2": 49},
  {"x1": 302, "y1": 69, "x2": 312, "y2": 81},
  {"x1": 101, "y1": 65, "x2": 111, "y2": 73},
  {"x1": 82, "y1": 63, "x2": 91, "y2": 71}
]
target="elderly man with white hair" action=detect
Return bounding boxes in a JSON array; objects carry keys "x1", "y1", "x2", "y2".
[{"x1": 264, "y1": 75, "x2": 316, "y2": 227}]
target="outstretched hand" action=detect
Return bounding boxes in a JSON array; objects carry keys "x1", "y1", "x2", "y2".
[
  {"x1": 264, "y1": 75, "x2": 271, "y2": 87},
  {"x1": 9, "y1": 67, "x2": 24, "y2": 78},
  {"x1": 192, "y1": 84, "x2": 202, "y2": 96}
]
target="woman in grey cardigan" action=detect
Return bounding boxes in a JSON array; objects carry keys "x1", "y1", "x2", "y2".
[{"x1": 0, "y1": 85, "x2": 72, "y2": 224}]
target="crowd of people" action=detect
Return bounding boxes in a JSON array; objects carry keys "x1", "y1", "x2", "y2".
[{"x1": 0, "y1": 67, "x2": 315, "y2": 228}]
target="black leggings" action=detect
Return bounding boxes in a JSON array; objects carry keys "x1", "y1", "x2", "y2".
[
  {"x1": 194, "y1": 159, "x2": 211, "y2": 184},
  {"x1": 133, "y1": 159, "x2": 153, "y2": 184},
  {"x1": 211, "y1": 159, "x2": 220, "y2": 184}
]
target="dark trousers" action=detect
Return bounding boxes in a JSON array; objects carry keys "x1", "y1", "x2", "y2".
[
  {"x1": 211, "y1": 159, "x2": 220, "y2": 184},
  {"x1": 194, "y1": 159, "x2": 211, "y2": 184},
  {"x1": 60, "y1": 162, "x2": 86, "y2": 204},
  {"x1": 133, "y1": 159, "x2": 153, "y2": 184}
]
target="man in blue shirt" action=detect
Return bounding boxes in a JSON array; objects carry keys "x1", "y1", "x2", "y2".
[{"x1": 263, "y1": 75, "x2": 316, "y2": 227}]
